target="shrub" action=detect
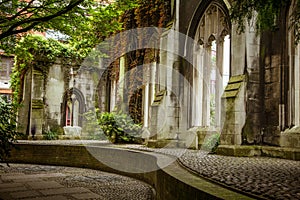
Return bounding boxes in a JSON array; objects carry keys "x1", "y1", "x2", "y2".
[
  {"x1": 82, "y1": 110, "x2": 106, "y2": 140},
  {"x1": 202, "y1": 133, "x2": 220, "y2": 153},
  {"x1": 97, "y1": 111, "x2": 142, "y2": 144},
  {"x1": 0, "y1": 96, "x2": 22, "y2": 163},
  {"x1": 43, "y1": 130, "x2": 58, "y2": 140}
]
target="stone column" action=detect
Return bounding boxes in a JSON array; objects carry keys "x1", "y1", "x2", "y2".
[
  {"x1": 110, "y1": 80, "x2": 117, "y2": 111},
  {"x1": 215, "y1": 39, "x2": 224, "y2": 128},
  {"x1": 118, "y1": 56, "x2": 126, "y2": 103},
  {"x1": 202, "y1": 46, "x2": 211, "y2": 126},
  {"x1": 295, "y1": 45, "x2": 300, "y2": 126},
  {"x1": 29, "y1": 69, "x2": 45, "y2": 139}
]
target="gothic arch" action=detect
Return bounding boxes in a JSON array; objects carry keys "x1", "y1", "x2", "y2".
[
  {"x1": 61, "y1": 88, "x2": 86, "y2": 127},
  {"x1": 187, "y1": 0, "x2": 231, "y2": 129},
  {"x1": 187, "y1": 0, "x2": 230, "y2": 40}
]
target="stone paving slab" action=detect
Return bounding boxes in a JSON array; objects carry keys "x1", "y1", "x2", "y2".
[
  {"x1": 23, "y1": 195, "x2": 68, "y2": 200},
  {"x1": 0, "y1": 186, "x2": 28, "y2": 192},
  {"x1": 27, "y1": 181, "x2": 64, "y2": 189},
  {"x1": 10, "y1": 190, "x2": 41, "y2": 199},
  {"x1": 72, "y1": 192, "x2": 102, "y2": 199},
  {"x1": 39, "y1": 187, "x2": 90, "y2": 195},
  {"x1": 0, "y1": 163, "x2": 154, "y2": 200},
  {"x1": 1, "y1": 173, "x2": 66, "y2": 181}
]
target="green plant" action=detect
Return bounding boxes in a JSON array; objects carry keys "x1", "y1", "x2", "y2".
[
  {"x1": 97, "y1": 111, "x2": 142, "y2": 144},
  {"x1": 202, "y1": 133, "x2": 220, "y2": 153},
  {"x1": 82, "y1": 110, "x2": 106, "y2": 140},
  {"x1": 43, "y1": 130, "x2": 58, "y2": 140},
  {"x1": 0, "y1": 96, "x2": 22, "y2": 163}
]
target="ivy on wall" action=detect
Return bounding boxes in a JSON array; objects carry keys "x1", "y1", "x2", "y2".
[
  {"x1": 102, "y1": 0, "x2": 172, "y2": 124},
  {"x1": 230, "y1": 0, "x2": 300, "y2": 43},
  {"x1": 11, "y1": 34, "x2": 84, "y2": 104}
]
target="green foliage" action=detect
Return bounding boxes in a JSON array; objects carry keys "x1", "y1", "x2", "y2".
[
  {"x1": 230, "y1": 0, "x2": 300, "y2": 43},
  {"x1": 43, "y1": 130, "x2": 58, "y2": 140},
  {"x1": 202, "y1": 133, "x2": 220, "y2": 153},
  {"x1": 9, "y1": 0, "x2": 138, "y2": 104},
  {"x1": 0, "y1": 0, "x2": 86, "y2": 53},
  {"x1": 82, "y1": 110, "x2": 106, "y2": 140},
  {"x1": 11, "y1": 34, "x2": 83, "y2": 104},
  {"x1": 0, "y1": 96, "x2": 22, "y2": 163},
  {"x1": 97, "y1": 111, "x2": 142, "y2": 144}
]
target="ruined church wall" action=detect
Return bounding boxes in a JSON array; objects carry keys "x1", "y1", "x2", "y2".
[{"x1": 44, "y1": 61, "x2": 65, "y2": 131}]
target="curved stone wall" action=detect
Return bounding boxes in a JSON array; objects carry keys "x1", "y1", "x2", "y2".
[{"x1": 6, "y1": 144, "x2": 253, "y2": 200}]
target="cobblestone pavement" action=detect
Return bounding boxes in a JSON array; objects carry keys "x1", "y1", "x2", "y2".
[
  {"x1": 0, "y1": 163, "x2": 154, "y2": 200},
  {"x1": 127, "y1": 145, "x2": 300, "y2": 200},
  {"x1": 17, "y1": 140, "x2": 300, "y2": 199}
]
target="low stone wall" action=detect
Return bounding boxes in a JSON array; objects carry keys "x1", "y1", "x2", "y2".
[
  {"x1": 217, "y1": 145, "x2": 300, "y2": 160},
  {"x1": 6, "y1": 144, "x2": 253, "y2": 200}
]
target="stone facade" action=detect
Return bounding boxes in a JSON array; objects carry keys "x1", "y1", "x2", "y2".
[
  {"x1": 19, "y1": 60, "x2": 100, "y2": 138},
  {"x1": 98, "y1": 0, "x2": 300, "y2": 148},
  {"x1": 18, "y1": 0, "x2": 300, "y2": 148}
]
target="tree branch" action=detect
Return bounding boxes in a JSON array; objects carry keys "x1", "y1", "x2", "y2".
[{"x1": 0, "y1": 0, "x2": 84, "y2": 40}]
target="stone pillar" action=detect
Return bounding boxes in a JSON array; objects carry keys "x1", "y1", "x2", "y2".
[
  {"x1": 231, "y1": 23, "x2": 246, "y2": 76},
  {"x1": 119, "y1": 56, "x2": 126, "y2": 103},
  {"x1": 215, "y1": 40, "x2": 224, "y2": 128},
  {"x1": 192, "y1": 47, "x2": 203, "y2": 127},
  {"x1": 294, "y1": 45, "x2": 300, "y2": 126},
  {"x1": 110, "y1": 80, "x2": 117, "y2": 111},
  {"x1": 219, "y1": 23, "x2": 247, "y2": 145},
  {"x1": 202, "y1": 47, "x2": 211, "y2": 126},
  {"x1": 29, "y1": 69, "x2": 45, "y2": 139}
]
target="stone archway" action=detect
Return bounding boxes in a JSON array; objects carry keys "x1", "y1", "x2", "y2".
[
  {"x1": 61, "y1": 88, "x2": 86, "y2": 127},
  {"x1": 189, "y1": 1, "x2": 231, "y2": 130}
]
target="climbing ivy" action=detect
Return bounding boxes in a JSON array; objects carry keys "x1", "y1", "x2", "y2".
[
  {"x1": 11, "y1": 35, "x2": 83, "y2": 104},
  {"x1": 104, "y1": 0, "x2": 172, "y2": 123},
  {"x1": 0, "y1": 96, "x2": 22, "y2": 163},
  {"x1": 230, "y1": 0, "x2": 300, "y2": 43}
]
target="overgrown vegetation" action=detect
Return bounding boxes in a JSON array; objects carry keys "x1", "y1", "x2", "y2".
[
  {"x1": 106, "y1": 0, "x2": 172, "y2": 123},
  {"x1": 97, "y1": 111, "x2": 142, "y2": 144},
  {"x1": 202, "y1": 133, "x2": 220, "y2": 153},
  {"x1": 0, "y1": 96, "x2": 22, "y2": 163},
  {"x1": 11, "y1": 34, "x2": 83, "y2": 104},
  {"x1": 82, "y1": 110, "x2": 107, "y2": 140},
  {"x1": 230, "y1": 0, "x2": 300, "y2": 43},
  {"x1": 43, "y1": 130, "x2": 58, "y2": 140}
]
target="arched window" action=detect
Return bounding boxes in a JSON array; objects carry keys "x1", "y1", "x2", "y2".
[
  {"x1": 191, "y1": 3, "x2": 230, "y2": 129},
  {"x1": 62, "y1": 88, "x2": 86, "y2": 127}
]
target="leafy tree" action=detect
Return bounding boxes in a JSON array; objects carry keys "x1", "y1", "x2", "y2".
[
  {"x1": 0, "y1": 96, "x2": 21, "y2": 163},
  {"x1": 0, "y1": 0, "x2": 85, "y2": 46},
  {"x1": 0, "y1": 0, "x2": 137, "y2": 53},
  {"x1": 230, "y1": 0, "x2": 300, "y2": 43}
]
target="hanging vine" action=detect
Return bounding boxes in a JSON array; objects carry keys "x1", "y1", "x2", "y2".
[
  {"x1": 11, "y1": 34, "x2": 84, "y2": 104},
  {"x1": 104, "y1": 0, "x2": 172, "y2": 123}
]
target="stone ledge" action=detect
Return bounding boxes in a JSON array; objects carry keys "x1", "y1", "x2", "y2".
[
  {"x1": 280, "y1": 128, "x2": 300, "y2": 148},
  {"x1": 6, "y1": 144, "x2": 253, "y2": 200},
  {"x1": 216, "y1": 145, "x2": 300, "y2": 160}
]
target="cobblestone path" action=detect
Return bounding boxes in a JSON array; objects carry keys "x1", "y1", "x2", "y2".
[
  {"x1": 128, "y1": 146, "x2": 300, "y2": 200},
  {"x1": 0, "y1": 164, "x2": 154, "y2": 200},
  {"x1": 16, "y1": 140, "x2": 300, "y2": 200}
]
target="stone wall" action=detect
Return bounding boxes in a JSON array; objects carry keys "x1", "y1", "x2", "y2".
[
  {"x1": 7, "y1": 144, "x2": 252, "y2": 200},
  {"x1": 19, "y1": 60, "x2": 99, "y2": 137}
]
